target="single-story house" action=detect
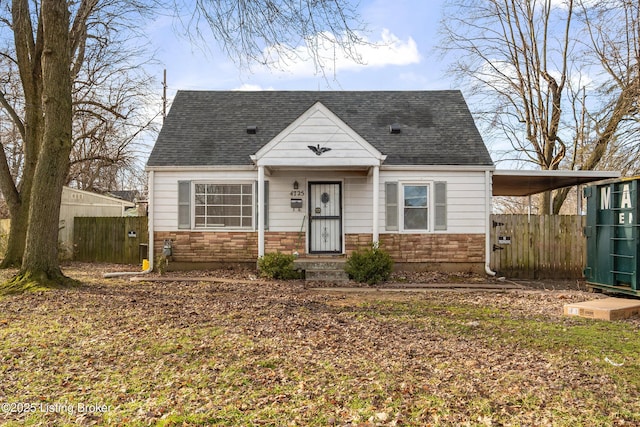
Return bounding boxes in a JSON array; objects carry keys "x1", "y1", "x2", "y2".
[
  {"x1": 145, "y1": 91, "x2": 618, "y2": 273},
  {"x1": 147, "y1": 90, "x2": 496, "y2": 272}
]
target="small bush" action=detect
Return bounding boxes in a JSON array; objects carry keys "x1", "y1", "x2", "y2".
[
  {"x1": 258, "y1": 252, "x2": 302, "y2": 280},
  {"x1": 345, "y1": 245, "x2": 394, "y2": 285}
]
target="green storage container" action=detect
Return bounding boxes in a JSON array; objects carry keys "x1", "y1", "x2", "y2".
[{"x1": 584, "y1": 178, "x2": 640, "y2": 295}]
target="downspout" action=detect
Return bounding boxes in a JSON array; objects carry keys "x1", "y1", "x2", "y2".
[
  {"x1": 104, "y1": 170, "x2": 154, "y2": 278},
  {"x1": 484, "y1": 170, "x2": 497, "y2": 276},
  {"x1": 372, "y1": 165, "x2": 380, "y2": 245},
  {"x1": 257, "y1": 165, "x2": 265, "y2": 257}
]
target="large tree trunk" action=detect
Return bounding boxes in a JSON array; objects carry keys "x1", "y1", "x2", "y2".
[
  {"x1": 12, "y1": 0, "x2": 73, "y2": 286},
  {"x1": 1, "y1": 206, "x2": 28, "y2": 267},
  {"x1": 0, "y1": 0, "x2": 44, "y2": 269}
]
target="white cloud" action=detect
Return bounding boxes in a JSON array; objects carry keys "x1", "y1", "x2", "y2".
[
  {"x1": 233, "y1": 84, "x2": 275, "y2": 91},
  {"x1": 258, "y1": 29, "x2": 421, "y2": 78}
]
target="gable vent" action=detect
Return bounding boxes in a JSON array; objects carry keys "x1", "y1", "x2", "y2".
[
  {"x1": 389, "y1": 123, "x2": 401, "y2": 134},
  {"x1": 246, "y1": 125, "x2": 257, "y2": 134}
]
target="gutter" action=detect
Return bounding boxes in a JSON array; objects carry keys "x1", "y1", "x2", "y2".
[
  {"x1": 484, "y1": 170, "x2": 497, "y2": 276},
  {"x1": 103, "y1": 170, "x2": 155, "y2": 278}
]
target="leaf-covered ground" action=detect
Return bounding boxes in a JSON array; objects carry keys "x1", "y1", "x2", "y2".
[{"x1": 0, "y1": 264, "x2": 639, "y2": 426}]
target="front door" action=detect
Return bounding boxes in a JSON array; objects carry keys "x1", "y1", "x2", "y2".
[{"x1": 309, "y1": 182, "x2": 342, "y2": 254}]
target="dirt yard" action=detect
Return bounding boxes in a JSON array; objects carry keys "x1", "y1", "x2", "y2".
[{"x1": 0, "y1": 263, "x2": 638, "y2": 426}]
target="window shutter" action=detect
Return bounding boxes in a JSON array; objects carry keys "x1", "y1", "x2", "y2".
[
  {"x1": 385, "y1": 182, "x2": 398, "y2": 231},
  {"x1": 434, "y1": 181, "x2": 447, "y2": 230},
  {"x1": 255, "y1": 180, "x2": 269, "y2": 230},
  {"x1": 178, "y1": 181, "x2": 191, "y2": 229}
]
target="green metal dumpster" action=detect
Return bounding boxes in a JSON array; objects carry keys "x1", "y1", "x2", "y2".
[{"x1": 584, "y1": 178, "x2": 640, "y2": 295}]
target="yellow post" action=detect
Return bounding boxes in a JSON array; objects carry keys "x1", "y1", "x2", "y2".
[{"x1": 142, "y1": 259, "x2": 149, "y2": 271}]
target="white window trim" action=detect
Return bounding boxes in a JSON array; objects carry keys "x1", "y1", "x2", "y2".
[
  {"x1": 191, "y1": 181, "x2": 255, "y2": 231},
  {"x1": 399, "y1": 181, "x2": 433, "y2": 233}
]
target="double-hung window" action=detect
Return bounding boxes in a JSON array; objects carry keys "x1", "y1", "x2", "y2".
[
  {"x1": 403, "y1": 184, "x2": 429, "y2": 231},
  {"x1": 385, "y1": 181, "x2": 447, "y2": 232},
  {"x1": 194, "y1": 183, "x2": 253, "y2": 228}
]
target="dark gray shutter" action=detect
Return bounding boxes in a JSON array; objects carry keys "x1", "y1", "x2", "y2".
[
  {"x1": 385, "y1": 182, "x2": 398, "y2": 231},
  {"x1": 178, "y1": 181, "x2": 191, "y2": 229},
  {"x1": 255, "y1": 180, "x2": 269, "y2": 230},
  {"x1": 434, "y1": 181, "x2": 447, "y2": 230}
]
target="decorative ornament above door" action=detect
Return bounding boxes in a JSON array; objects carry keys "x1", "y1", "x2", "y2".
[{"x1": 308, "y1": 144, "x2": 332, "y2": 156}]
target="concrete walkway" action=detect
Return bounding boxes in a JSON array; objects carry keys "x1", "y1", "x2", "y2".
[
  {"x1": 130, "y1": 275, "x2": 525, "y2": 292},
  {"x1": 311, "y1": 282, "x2": 526, "y2": 293}
]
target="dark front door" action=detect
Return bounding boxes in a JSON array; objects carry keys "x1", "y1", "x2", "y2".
[{"x1": 309, "y1": 182, "x2": 342, "y2": 254}]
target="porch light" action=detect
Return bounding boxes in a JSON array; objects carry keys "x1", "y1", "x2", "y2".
[
  {"x1": 293, "y1": 181, "x2": 299, "y2": 189},
  {"x1": 389, "y1": 123, "x2": 401, "y2": 134}
]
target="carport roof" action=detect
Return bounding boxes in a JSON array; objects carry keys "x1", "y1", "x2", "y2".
[{"x1": 492, "y1": 170, "x2": 621, "y2": 196}]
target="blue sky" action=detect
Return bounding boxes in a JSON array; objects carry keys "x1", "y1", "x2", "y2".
[{"x1": 147, "y1": 0, "x2": 453, "y2": 97}]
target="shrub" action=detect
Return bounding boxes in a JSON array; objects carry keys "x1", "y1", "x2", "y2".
[
  {"x1": 345, "y1": 245, "x2": 394, "y2": 285},
  {"x1": 258, "y1": 252, "x2": 302, "y2": 280}
]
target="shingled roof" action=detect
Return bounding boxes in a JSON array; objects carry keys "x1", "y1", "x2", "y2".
[{"x1": 147, "y1": 91, "x2": 494, "y2": 167}]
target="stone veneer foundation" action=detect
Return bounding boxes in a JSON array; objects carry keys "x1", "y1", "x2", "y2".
[{"x1": 154, "y1": 231, "x2": 485, "y2": 270}]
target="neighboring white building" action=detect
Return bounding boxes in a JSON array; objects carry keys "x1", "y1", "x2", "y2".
[{"x1": 59, "y1": 187, "x2": 135, "y2": 257}]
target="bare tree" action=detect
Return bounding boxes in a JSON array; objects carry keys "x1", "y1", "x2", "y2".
[
  {"x1": 68, "y1": 42, "x2": 159, "y2": 192},
  {"x1": 0, "y1": 0, "x2": 156, "y2": 269},
  {"x1": 552, "y1": 0, "x2": 640, "y2": 212},
  {"x1": 440, "y1": 0, "x2": 639, "y2": 214},
  {"x1": 184, "y1": 0, "x2": 364, "y2": 73},
  {"x1": 1, "y1": 13, "x2": 157, "y2": 195},
  {"x1": 0, "y1": 0, "x2": 364, "y2": 289}
]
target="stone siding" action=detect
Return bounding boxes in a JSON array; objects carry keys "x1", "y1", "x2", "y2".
[
  {"x1": 155, "y1": 231, "x2": 484, "y2": 265},
  {"x1": 347, "y1": 233, "x2": 484, "y2": 263}
]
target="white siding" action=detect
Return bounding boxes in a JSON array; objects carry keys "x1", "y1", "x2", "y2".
[
  {"x1": 255, "y1": 103, "x2": 382, "y2": 167},
  {"x1": 344, "y1": 176, "x2": 373, "y2": 234},
  {"x1": 379, "y1": 170, "x2": 487, "y2": 234},
  {"x1": 268, "y1": 174, "x2": 307, "y2": 232},
  {"x1": 153, "y1": 168, "x2": 488, "y2": 235},
  {"x1": 153, "y1": 170, "x2": 257, "y2": 231}
]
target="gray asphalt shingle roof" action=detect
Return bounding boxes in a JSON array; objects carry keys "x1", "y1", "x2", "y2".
[{"x1": 147, "y1": 90, "x2": 494, "y2": 167}]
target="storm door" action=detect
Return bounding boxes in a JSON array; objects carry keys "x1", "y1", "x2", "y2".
[{"x1": 308, "y1": 182, "x2": 342, "y2": 254}]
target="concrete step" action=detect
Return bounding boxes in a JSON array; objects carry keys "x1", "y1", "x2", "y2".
[
  {"x1": 294, "y1": 257, "x2": 349, "y2": 282},
  {"x1": 305, "y1": 269, "x2": 350, "y2": 282},
  {"x1": 299, "y1": 261, "x2": 346, "y2": 271},
  {"x1": 294, "y1": 258, "x2": 345, "y2": 268}
]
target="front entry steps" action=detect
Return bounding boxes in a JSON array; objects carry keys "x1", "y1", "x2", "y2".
[{"x1": 294, "y1": 257, "x2": 349, "y2": 283}]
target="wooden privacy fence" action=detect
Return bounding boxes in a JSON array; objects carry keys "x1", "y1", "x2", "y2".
[
  {"x1": 74, "y1": 217, "x2": 148, "y2": 264},
  {"x1": 490, "y1": 214, "x2": 586, "y2": 279}
]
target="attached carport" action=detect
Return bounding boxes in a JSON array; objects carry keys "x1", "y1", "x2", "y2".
[
  {"x1": 488, "y1": 169, "x2": 621, "y2": 278},
  {"x1": 492, "y1": 169, "x2": 621, "y2": 197},
  {"x1": 492, "y1": 169, "x2": 621, "y2": 214}
]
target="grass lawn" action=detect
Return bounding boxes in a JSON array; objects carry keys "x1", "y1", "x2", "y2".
[{"x1": 0, "y1": 265, "x2": 639, "y2": 426}]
